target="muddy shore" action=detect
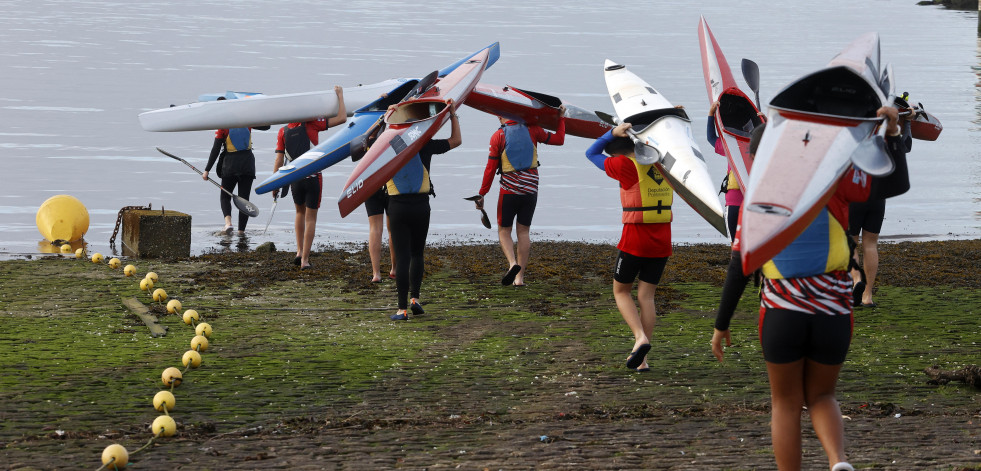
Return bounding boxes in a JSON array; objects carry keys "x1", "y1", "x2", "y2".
[{"x1": 1, "y1": 239, "x2": 978, "y2": 470}]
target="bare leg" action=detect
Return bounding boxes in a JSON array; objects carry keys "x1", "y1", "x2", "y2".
[
  {"x1": 498, "y1": 225, "x2": 517, "y2": 269},
  {"x1": 634, "y1": 281, "x2": 657, "y2": 369},
  {"x1": 803, "y1": 359, "x2": 848, "y2": 469},
  {"x1": 300, "y1": 207, "x2": 318, "y2": 268},
  {"x1": 514, "y1": 223, "x2": 531, "y2": 285},
  {"x1": 861, "y1": 231, "x2": 879, "y2": 305},
  {"x1": 294, "y1": 205, "x2": 305, "y2": 259},
  {"x1": 368, "y1": 214, "x2": 383, "y2": 281},
  {"x1": 766, "y1": 360, "x2": 806, "y2": 471},
  {"x1": 613, "y1": 280, "x2": 649, "y2": 356},
  {"x1": 848, "y1": 235, "x2": 861, "y2": 285}
]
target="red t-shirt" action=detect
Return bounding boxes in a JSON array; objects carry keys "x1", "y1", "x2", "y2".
[
  {"x1": 275, "y1": 119, "x2": 329, "y2": 152},
  {"x1": 603, "y1": 155, "x2": 672, "y2": 258}
]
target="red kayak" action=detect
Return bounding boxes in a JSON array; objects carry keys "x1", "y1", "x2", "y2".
[
  {"x1": 698, "y1": 16, "x2": 765, "y2": 190},
  {"x1": 336, "y1": 49, "x2": 489, "y2": 217},
  {"x1": 464, "y1": 83, "x2": 612, "y2": 138}
]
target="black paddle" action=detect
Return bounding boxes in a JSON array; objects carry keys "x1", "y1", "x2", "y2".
[
  {"x1": 463, "y1": 195, "x2": 492, "y2": 229},
  {"x1": 741, "y1": 58, "x2": 762, "y2": 110},
  {"x1": 156, "y1": 147, "x2": 259, "y2": 218}
]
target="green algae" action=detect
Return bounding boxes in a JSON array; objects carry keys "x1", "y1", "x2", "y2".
[{"x1": 0, "y1": 241, "x2": 978, "y2": 468}]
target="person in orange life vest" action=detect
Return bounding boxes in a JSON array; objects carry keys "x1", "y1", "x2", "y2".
[
  {"x1": 474, "y1": 106, "x2": 566, "y2": 286},
  {"x1": 584, "y1": 122, "x2": 673, "y2": 372},
  {"x1": 712, "y1": 106, "x2": 909, "y2": 471},
  {"x1": 387, "y1": 99, "x2": 462, "y2": 321},
  {"x1": 272, "y1": 86, "x2": 345, "y2": 270},
  {"x1": 202, "y1": 103, "x2": 268, "y2": 236}
]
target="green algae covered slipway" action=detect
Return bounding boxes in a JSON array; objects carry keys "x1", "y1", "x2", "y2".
[{"x1": 0, "y1": 240, "x2": 979, "y2": 470}]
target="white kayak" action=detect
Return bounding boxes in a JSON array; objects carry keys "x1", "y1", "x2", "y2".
[
  {"x1": 740, "y1": 32, "x2": 890, "y2": 272},
  {"x1": 138, "y1": 79, "x2": 406, "y2": 132},
  {"x1": 603, "y1": 59, "x2": 727, "y2": 236}
]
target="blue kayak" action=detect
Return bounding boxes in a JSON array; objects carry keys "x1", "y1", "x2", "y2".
[{"x1": 254, "y1": 42, "x2": 499, "y2": 194}]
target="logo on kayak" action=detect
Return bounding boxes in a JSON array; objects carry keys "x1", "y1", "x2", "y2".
[
  {"x1": 406, "y1": 128, "x2": 422, "y2": 142},
  {"x1": 345, "y1": 179, "x2": 364, "y2": 198}
]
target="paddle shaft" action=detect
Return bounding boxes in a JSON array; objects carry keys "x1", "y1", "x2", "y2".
[
  {"x1": 156, "y1": 147, "x2": 259, "y2": 217},
  {"x1": 262, "y1": 197, "x2": 277, "y2": 235}
]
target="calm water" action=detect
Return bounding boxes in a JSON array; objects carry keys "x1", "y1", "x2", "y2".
[{"x1": 1, "y1": 0, "x2": 978, "y2": 257}]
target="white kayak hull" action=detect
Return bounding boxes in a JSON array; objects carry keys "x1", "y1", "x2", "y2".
[{"x1": 603, "y1": 60, "x2": 726, "y2": 236}]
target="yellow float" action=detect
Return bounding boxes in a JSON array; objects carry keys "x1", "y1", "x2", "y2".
[{"x1": 36, "y1": 195, "x2": 89, "y2": 243}]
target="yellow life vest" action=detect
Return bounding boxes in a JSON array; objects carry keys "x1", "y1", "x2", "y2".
[{"x1": 620, "y1": 158, "x2": 673, "y2": 224}]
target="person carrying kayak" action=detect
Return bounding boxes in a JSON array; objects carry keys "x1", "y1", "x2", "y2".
[
  {"x1": 272, "y1": 86, "x2": 346, "y2": 270},
  {"x1": 473, "y1": 106, "x2": 566, "y2": 286},
  {"x1": 584, "y1": 122, "x2": 673, "y2": 372},
  {"x1": 711, "y1": 105, "x2": 910, "y2": 471}
]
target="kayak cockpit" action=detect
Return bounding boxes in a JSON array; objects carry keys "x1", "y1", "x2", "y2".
[
  {"x1": 770, "y1": 65, "x2": 883, "y2": 120},
  {"x1": 386, "y1": 100, "x2": 447, "y2": 125},
  {"x1": 718, "y1": 92, "x2": 764, "y2": 138},
  {"x1": 625, "y1": 107, "x2": 690, "y2": 134}
]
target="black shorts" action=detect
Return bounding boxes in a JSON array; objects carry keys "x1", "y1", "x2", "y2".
[
  {"x1": 291, "y1": 174, "x2": 322, "y2": 209},
  {"x1": 498, "y1": 192, "x2": 537, "y2": 227},
  {"x1": 613, "y1": 251, "x2": 667, "y2": 285},
  {"x1": 848, "y1": 199, "x2": 885, "y2": 235},
  {"x1": 759, "y1": 308, "x2": 852, "y2": 365},
  {"x1": 364, "y1": 188, "x2": 388, "y2": 217}
]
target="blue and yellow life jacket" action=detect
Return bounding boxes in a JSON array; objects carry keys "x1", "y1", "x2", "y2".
[
  {"x1": 225, "y1": 127, "x2": 252, "y2": 152},
  {"x1": 762, "y1": 208, "x2": 850, "y2": 279},
  {"x1": 387, "y1": 154, "x2": 432, "y2": 196},
  {"x1": 620, "y1": 158, "x2": 673, "y2": 224},
  {"x1": 499, "y1": 123, "x2": 538, "y2": 173}
]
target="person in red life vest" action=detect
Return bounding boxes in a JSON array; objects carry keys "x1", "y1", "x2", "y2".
[
  {"x1": 584, "y1": 122, "x2": 673, "y2": 372},
  {"x1": 386, "y1": 99, "x2": 462, "y2": 321},
  {"x1": 271, "y1": 86, "x2": 345, "y2": 270},
  {"x1": 474, "y1": 106, "x2": 566, "y2": 286},
  {"x1": 202, "y1": 101, "x2": 268, "y2": 236},
  {"x1": 712, "y1": 106, "x2": 910, "y2": 471}
]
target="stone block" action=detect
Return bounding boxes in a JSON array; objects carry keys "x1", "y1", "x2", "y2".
[{"x1": 122, "y1": 209, "x2": 191, "y2": 258}]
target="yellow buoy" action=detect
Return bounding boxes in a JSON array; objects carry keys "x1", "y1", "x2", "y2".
[
  {"x1": 74, "y1": 248, "x2": 85, "y2": 259},
  {"x1": 182, "y1": 350, "x2": 202, "y2": 368},
  {"x1": 195, "y1": 322, "x2": 212, "y2": 338},
  {"x1": 108, "y1": 258, "x2": 121, "y2": 269},
  {"x1": 182, "y1": 309, "x2": 199, "y2": 325},
  {"x1": 151, "y1": 415, "x2": 177, "y2": 437},
  {"x1": 91, "y1": 252, "x2": 104, "y2": 264},
  {"x1": 153, "y1": 390, "x2": 175, "y2": 412},
  {"x1": 36, "y1": 195, "x2": 89, "y2": 243},
  {"x1": 59, "y1": 243, "x2": 72, "y2": 253},
  {"x1": 139, "y1": 278, "x2": 153, "y2": 291},
  {"x1": 190, "y1": 335, "x2": 209, "y2": 352},
  {"x1": 101, "y1": 443, "x2": 129, "y2": 470},
  {"x1": 145, "y1": 272, "x2": 159, "y2": 283},
  {"x1": 152, "y1": 288, "x2": 167, "y2": 302},
  {"x1": 123, "y1": 264, "x2": 136, "y2": 277},
  {"x1": 166, "y1": 299, "x2": 182, "y2": 314},
  {"x1": 161, "y1": 367, "x2": 182, "y2": 387}
]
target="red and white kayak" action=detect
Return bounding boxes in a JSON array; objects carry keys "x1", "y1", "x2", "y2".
[
  {"x1": 464, "y1": 83, "x2": 612, "y2": 138},
  {"x1": 740, "y1": 32, "x2": 889, "y2": 273},
  {"x1": 336, "y1": 49, "x2": 489, "y2": 217},
  {"x1": 603, "y1": 60, "x2": 727, "y2": 236},
  {"x1": 697, "y1": 16, "x2": 765, "y2": 190}
]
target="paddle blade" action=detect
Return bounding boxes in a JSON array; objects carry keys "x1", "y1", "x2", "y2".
[
  {"x1": 850, "y1": 134, "x2": 894, "y2": 177},
  {"x1": 634, "y1": 142, "x2": 661, "y2": 165},
  {"x1": 480, "y1": 209, "x2": 492, "y2": 229},
  {"x1": 741, "y1": 59, "x2": 761, "y2": 109},
  {"x1": 233, "y1": 195, "x2": 260, "y2": 218}
]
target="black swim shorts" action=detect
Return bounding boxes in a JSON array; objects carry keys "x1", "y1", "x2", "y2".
[
  {"x1": 613, "y1": 250, "x2": 667, "y2": 285},
  {"x1": 759, "y1": 307, "x2": 852, "y2": 365}
]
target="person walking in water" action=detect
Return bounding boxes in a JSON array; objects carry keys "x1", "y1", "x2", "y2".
[
  {"x1": 474, "y1": 106, "x2": 566, "y2": 286},
  {"x1": 202, "y1": 100, "x2": 267, "y2": 236},
  {"x1": 272, "y1": 86, "x2": 346, "y2": 269},
  {"x1": 585, "y1": 122, "x2": 673, "y2": 372}
]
